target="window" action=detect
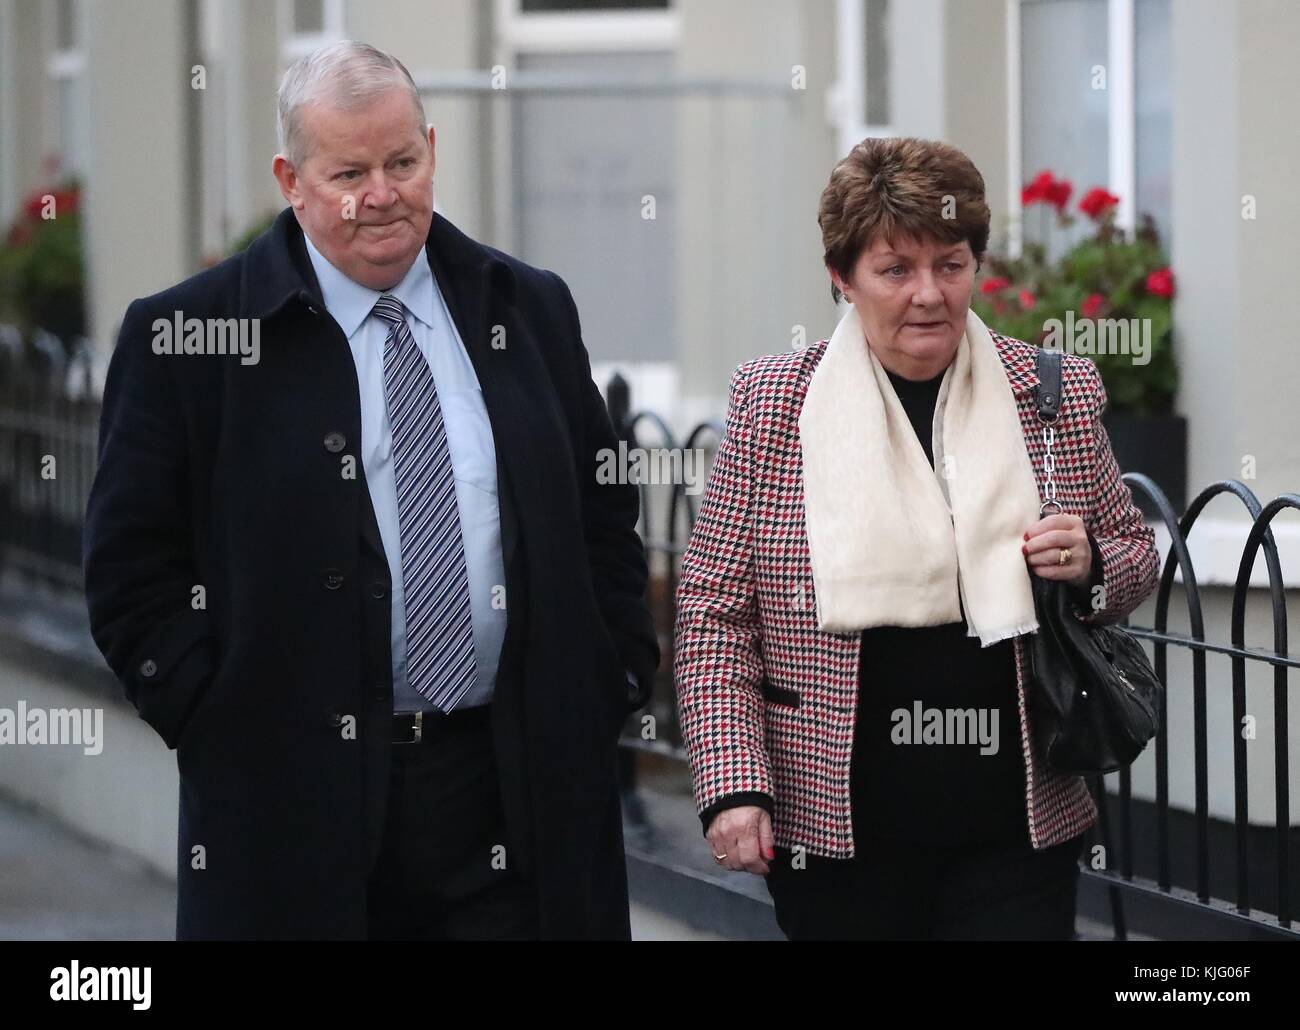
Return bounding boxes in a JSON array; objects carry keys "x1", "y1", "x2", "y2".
[
  {"x1": 1013, "y1": 0, "x2": 1171, "y2": 254},
  {"x1": 281, "y1": 0, "x2": 344, "y2": 60},
  {"x1": 834, "y1": 0, "x2": 894, "y2": 156},
  {"x1": 494, "y1": 0, "x2": 681, "y2": 376},
  {"x1": 1134, "y1": 0, "x2": 1171, "y2": 246},
  {"x1": 521, "y1": 0, "x2": 668, "y2": 9},
  {"x1": 47, "y1": 0, "x2": 87, "y2": 179},
  {"x1": 292, "y1": 0, "x2": 325, "y2": 34},
  {"x1": 864, "y1": 0, "x2": 891, "y2": 129},
  {"x1": 512, "y1": 50, "x2": 675, "y2": 364},
  {"x1": 500, "y1": 0, "x2": 679, "y2": 51}
]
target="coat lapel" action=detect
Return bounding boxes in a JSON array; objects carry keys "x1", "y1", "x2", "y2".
[
  {"x1": 424, "y1": 214, "x2": 522, "y2": 575},
  {"x1": 993, "y1": 332, "x2": 1040, "y2": 399}
]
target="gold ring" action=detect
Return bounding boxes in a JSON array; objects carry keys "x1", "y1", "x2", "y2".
[{"x1": 1059, "y1": 547, "x2": 1072, "y2": 565}]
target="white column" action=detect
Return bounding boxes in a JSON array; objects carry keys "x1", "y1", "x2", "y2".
[{"x1": 82, "y1": 0, "x2": 191, "y2": 389}]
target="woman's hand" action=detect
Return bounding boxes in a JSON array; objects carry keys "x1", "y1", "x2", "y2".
[
  {"x1": 1023, "y1": 513, "x2": 1092, "y2": 586},
  {"x1": 706, "y1": 805, "x2": 775, "y2": 875}
]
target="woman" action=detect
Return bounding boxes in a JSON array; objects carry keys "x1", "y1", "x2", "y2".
[{"x1": 674, "y1": 137, "x2": 1159, "y2": 940}]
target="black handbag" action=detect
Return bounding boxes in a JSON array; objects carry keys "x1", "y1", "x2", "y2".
[{"x1": 1025, "y1": 348, "x2": 1163, "y2": 775}]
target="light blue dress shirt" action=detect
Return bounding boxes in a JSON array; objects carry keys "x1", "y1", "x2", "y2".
[{"x1": 304, "y1": 235, "x2": 506, "y2": 711}]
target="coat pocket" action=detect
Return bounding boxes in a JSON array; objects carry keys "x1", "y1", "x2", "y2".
[
  {"x1": 760, "y1": 677, "x2": 800, "y2": 708},
  {"x1": 128, "y1": 609, "x2": 217, "y2": 751}
]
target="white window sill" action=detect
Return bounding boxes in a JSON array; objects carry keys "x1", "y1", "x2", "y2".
[{"x1": 1150, "y1": 516, "x2": 1300, "y2": 590}]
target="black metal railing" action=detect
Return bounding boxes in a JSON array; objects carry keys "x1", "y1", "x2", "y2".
[
  {"x1": 605, "y1": 372, "x2": 1299, "y2": 941},
  {"x1": 1104, "y1": 475, "x2": 1299, "y2": 939},
  {"x1": 0, "y1": 329, "x2": 98, "y2": 593}
]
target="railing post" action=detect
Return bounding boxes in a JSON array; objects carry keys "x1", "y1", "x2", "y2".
[{"x1": 605, "y1": 371, "x2": 630, "y2": 441}]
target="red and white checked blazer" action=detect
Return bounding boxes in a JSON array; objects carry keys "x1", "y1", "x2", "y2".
[{"x1": 674, "y1": 331, "x2": 1160, "y2": 856}]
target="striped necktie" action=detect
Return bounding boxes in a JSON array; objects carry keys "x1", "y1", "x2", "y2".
[{"x1": 372, "y1": 293, "x2": 477, "y2": 712}]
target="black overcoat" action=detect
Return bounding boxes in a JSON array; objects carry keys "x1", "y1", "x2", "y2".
[{"x1": 83, "y1": 208, "x2": 659, "y2": 939}]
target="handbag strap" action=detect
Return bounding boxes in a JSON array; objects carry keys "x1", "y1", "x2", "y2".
[
  {"x1": 1035, "y1": 346, "x2": 1063, "y2": 422},
  {"x1": 1033, "y1": 347, "x2": 1064, "y2": 514}
]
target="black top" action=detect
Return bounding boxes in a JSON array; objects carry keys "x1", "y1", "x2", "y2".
[{"x1": 849, "y1": 366, "x2": 1027, "y2": 846}]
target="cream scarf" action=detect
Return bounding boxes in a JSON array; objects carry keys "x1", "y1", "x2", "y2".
[{"x1": 798, "y1": 305, "x2": 1041, "y2": 646}]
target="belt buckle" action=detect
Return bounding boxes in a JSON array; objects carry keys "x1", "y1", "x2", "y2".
[{"x1": 394, "y1": 710, "x2": 424, "y2": 745}]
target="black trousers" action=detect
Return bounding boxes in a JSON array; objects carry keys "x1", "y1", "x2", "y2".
[
  {"x1": 765, "y1": 832, "x2": 1086, "y2": 941},
  {"x1": 365, "y1": 704, "x2": 540, "y2": 940}
]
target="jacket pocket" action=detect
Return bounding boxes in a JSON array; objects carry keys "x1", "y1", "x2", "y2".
[
  {"x1": 128, "y1": 609, "x2": 217, "y2": 750},
  {"x1": 760, "y1": 677, "x2": 800, "y2": 708}
]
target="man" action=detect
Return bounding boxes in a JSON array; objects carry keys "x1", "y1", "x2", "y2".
[{"x1": 83, "y1": 41, "x2": 658, "y2": 940}]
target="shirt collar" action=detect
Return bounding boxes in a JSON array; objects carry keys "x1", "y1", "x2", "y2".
[{"x1": 302, "y1": 233, "x2": 437, "y2": 340}]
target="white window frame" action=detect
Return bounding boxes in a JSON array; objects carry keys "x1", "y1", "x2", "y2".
[
  {"x1": 46, "y1": 0, "x2": 87, "y2": 180},
  {"x1": 490, "y1": 0, "x2": 682, "y2": 417},
  {"x1": 280, "y1": 0, "x2": 345, "y2": 61},
  {"x1": 832, "y1": 0, "x2": 894, "y2": 156},
  {"x1": 495, "y1": 0, "x2": 680, "y2": 54},
  {"x1": 1006, "y1": 0, "x2": 1138, "y2": 257},
  {"x1": 487, "y1": 0, "x2": 680, "y2": 250},
  {"x1": 0, "y1": 0, "x2": 16, "y2": 218}
]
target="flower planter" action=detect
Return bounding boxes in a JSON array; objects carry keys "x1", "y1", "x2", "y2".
[{"x1": 1101, "y1": 410, "x2": 1187, "y2": 519}]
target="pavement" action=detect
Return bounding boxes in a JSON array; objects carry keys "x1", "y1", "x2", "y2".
[
  {"x1": 0, "y1": 791, "x2": 721, "y2": 941},
  {"x1": 0, "y1": 794, "x2": 175, "y2": 941},
  {"x1": 0, "y1": 780, "x2": 1138, "y2": 941}
]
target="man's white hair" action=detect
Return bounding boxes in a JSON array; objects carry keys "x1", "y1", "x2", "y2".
[{"x1": 276, "y1": 41, "x2": 427, "y2": 166}]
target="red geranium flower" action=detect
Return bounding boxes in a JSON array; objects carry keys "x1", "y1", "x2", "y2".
[
  {"x1": 980, "y1": 276, "x2": 1011, "y2": 295},
  {"x1": 1018, "y1": 289, "x2": 1036, "y2": 311},
  {"x1": 1145, "y1": 267, "x2": 1175, "y2": 299},
  {"x1": 1022, "y1": 171, "x2": 1073, "y2": 211},
  {"x1": 22, "y1": 190, "x2": 49, "y2": 219},
  {"x1": 1081, "y1": 293, "x2": 1105, "y2": 319},
  {"x1": 1045, "y1": 178, "x2": 1073, "y2": 211},
  {"x1": 1021, "y1": 170, "x2": 1055, "y2": 206},
  {"x1": 17, "y1": 184, "x2": 78, "y2": 222},
  {"x1": 1079, "y1": 187, "x2": 1120, "y2": 220},
  {"x1": 52, "y1": 188, "x2": 79, "y2": 216}
]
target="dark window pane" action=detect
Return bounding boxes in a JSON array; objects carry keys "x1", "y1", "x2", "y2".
[
  {"x1": 521, "y1": 0, "x2": 669, "y2": 11},
  {"x1": 1021, "y1": 0, "x2": 1108, "y2": 259},
  {"x1": 1135, "y1": 0, "x2": 1172, "y2": 247},
  {"x1": 294, "y1": 0, "x2": 325, "y2": 33},
  {"x1": 513, "y1": 51, "x2": 675, "y2": 363},
  {"x1": 865, "y1": 0, "x2": 890, "y2": 126},
  {"x1": 56, "y1": 0, "x2": 76, "y2": 50}
]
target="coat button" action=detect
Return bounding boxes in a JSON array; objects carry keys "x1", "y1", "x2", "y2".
[
  {"x1": 139, "y1": 658, "x2": 158, "y2": 678},
  {"x1": 372, "y1": 685, "x2": 387, "y2": 701},
  {"x1": 369, "y1": 581, "x2": 387, "y2": 599},
  {"x1": 323, "y1": 431, "x2": 346, "y2": 453},
  {"x1": 322, "y1": 568, "x2": 345, "y2": 590}
]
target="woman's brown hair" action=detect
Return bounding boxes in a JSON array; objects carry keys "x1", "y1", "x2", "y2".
[{"x1": 819, "y1": 137, "x2": 991, "y2": 302}]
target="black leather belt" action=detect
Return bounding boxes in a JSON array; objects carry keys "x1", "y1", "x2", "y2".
[{"x1": 391, "y1": 704, "x2": 492, "y2": 744}]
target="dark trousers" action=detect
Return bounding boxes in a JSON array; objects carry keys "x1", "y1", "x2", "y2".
[
  {"x1": 765, "y1": 832, "x2": 1086, "y2": 941},
  {"x1": 365, "y1": 704, "x2": 539, "y2": 940}
]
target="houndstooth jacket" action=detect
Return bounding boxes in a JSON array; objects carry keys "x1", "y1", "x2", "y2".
[{"x1": 674, "y1": 331, "x2": 1160, "y2": 857}]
